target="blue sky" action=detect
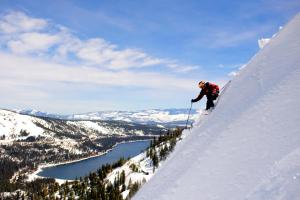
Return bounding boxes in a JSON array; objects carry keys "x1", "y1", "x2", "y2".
[{"x1": 0, "y1": 0, "x2": 299, "y2": 114}]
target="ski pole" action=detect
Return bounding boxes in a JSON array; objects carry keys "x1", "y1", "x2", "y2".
[{"x1": 185, "y1": 102, "x2": 193, "y2": 129}]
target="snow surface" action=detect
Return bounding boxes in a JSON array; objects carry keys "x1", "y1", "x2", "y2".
[
  {"x1": 258, "y1": 26, "x2": 283, "y2": 49},
  {"x1": 107, "y1": 152, "x2": 155, "y2": 199},
  {"x1": 79, "y1": 121, "x2": 110, "y2": 134},
  {"x1": 258, "y1": 38, "x2": 271, "y2": 49},
  {"x1": 133, "y1": 13, "x2": 300, "y2": 200},
  {"x1": 0, "y1": 109, "x2": 46, "y2": 140}
]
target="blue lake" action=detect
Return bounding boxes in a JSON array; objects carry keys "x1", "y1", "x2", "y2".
[{"x1": 38, "y1": 140, "x2": 150, "y2": 180}]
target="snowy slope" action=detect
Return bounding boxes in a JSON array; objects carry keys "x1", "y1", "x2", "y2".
[
  {"x1": 133, "y1": 13, "x2": 300, "y2": 200},
  {"x1": 0, "y1": 109, "x2": 50, "y2": 140}
]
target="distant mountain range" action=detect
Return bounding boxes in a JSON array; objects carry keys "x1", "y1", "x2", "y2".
[{"x1": 14, "y1": 108, "x2": 201, "y2": 126}]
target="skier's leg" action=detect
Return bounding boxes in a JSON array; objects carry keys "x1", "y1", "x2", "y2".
[{"x1": 206, "y1": 95, "x2": 214, "y2": 110}]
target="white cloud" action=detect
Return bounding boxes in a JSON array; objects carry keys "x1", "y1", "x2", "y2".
[
  {"x1": 0, "y1": 51, "x2": 195, "y2": 90},
  {"x1": 0, "y1": 11, "x2": 202, "y2": 112},
  {"x1": 7, "y1": 32, "x2": 61, "y2": 54},
  {"x1": 73, "y1": 38, "x2": 164, "y2": 69},
  {"x1": 0, "y1": 11, "x2": 47, "y2": 33},
  {"x1": 0, "y1": 50, "x2": 199, "y2": 112},
  {"x1": 0, "y1": 11, "x2": 198, "y2": 72},
  {"x1": 167, "y1": 63, "x2": 199, "y2": 73}
]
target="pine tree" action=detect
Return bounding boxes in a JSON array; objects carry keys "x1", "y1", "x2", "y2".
[
  {"x1": 120, "y1": 170, "x2": 126, "y2": 185},
  {"x1": 152, "y1": 151, "x2": 159, "y2": 171}
]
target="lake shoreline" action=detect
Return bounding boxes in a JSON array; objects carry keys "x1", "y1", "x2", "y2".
[{"x1": 26, "y1": 139, "x2": 152, "y2": 183}]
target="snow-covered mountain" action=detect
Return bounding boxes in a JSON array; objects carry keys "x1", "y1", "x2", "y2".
[
  {"x1": 15, "y1": 108, "x2": 200, "y2": 127},
  {"x1": 14, "y1": 109, "x2": 69, "y2": 120},
  {"x1": 0, "y1": 109, "x2": 164, "y2": 144},
  {"x1": 133, "y1": 13, "x2": 300, "y2": 200},
  {"x1": 0, "y1": 109, "x2": 47, "y2": 141}
]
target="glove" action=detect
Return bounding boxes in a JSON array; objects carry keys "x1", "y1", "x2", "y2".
[{"x1": 191, "y1": 99, "x2": 196, "y2": 103}]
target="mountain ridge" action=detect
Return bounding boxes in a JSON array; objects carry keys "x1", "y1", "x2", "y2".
[{"x1": 11, "y1": 108, "x2": 200, "y2": 126}]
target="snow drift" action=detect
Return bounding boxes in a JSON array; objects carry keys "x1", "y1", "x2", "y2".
[{"x1": 133, "y1": 13, "x2": 300, "y2": 200}]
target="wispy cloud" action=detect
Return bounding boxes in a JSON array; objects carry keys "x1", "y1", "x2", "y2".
[
  {"x1": 0, "y1": 11, "x2": 47, "y2": 33},
  {"x1": 205, "y1": 23, "x2": 274, "y2": 48},
  {"x1": 7, "y1": 32, "x2": 60, "y2": 54},
  {"x1": 0, "y1": 11, "x2": 198, "y2": 72},
  {"x1": 0, "y1": 11, "x2": 203, "y2": 112},
  {"x1": 70, "y1": 38, "x2": 165, "y2": 70},
  {"x1": 0, "y1": 51, "x2": 196, "y2": 90},
  {"x1": 209, "y1": 30, "x2": 260, "y2": 48},
  {"x1": 0, "y1": 49, "x2": 200, "y2": 112},
  {"x1": 168, "y1": 63, "x2": 199, "y2": 73}
]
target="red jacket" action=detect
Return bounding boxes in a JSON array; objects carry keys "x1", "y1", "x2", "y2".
[{"x1": 193, "y1": 82, "x2": 219, "y2": 102}]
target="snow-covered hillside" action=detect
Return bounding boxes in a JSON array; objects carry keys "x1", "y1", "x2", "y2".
[
  {"x1": 0, "y1": 109, "x2": 164, "y2": 142},
  {"x1": 133, "y1": 13, "x2": 300, "y2": 200},
  {"x1": 15, "y1": 109, "x2": 200, "y2": 127},
  {"x1": 0, "y1": 109, "x2": 52, "y2": 140}
]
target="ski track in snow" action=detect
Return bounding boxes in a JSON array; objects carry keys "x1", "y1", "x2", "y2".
[{"x1": 133, "y1": 13, "x2": 300, "y2": 200}]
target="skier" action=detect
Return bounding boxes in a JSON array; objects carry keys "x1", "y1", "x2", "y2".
[{"x1": 191, "y1": 81, "x2": 220, "y2": 110}]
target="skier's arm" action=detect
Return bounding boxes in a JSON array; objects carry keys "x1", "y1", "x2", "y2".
[{"x1": 192, "y1": 90, "x2": 204, "y2": 103}]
